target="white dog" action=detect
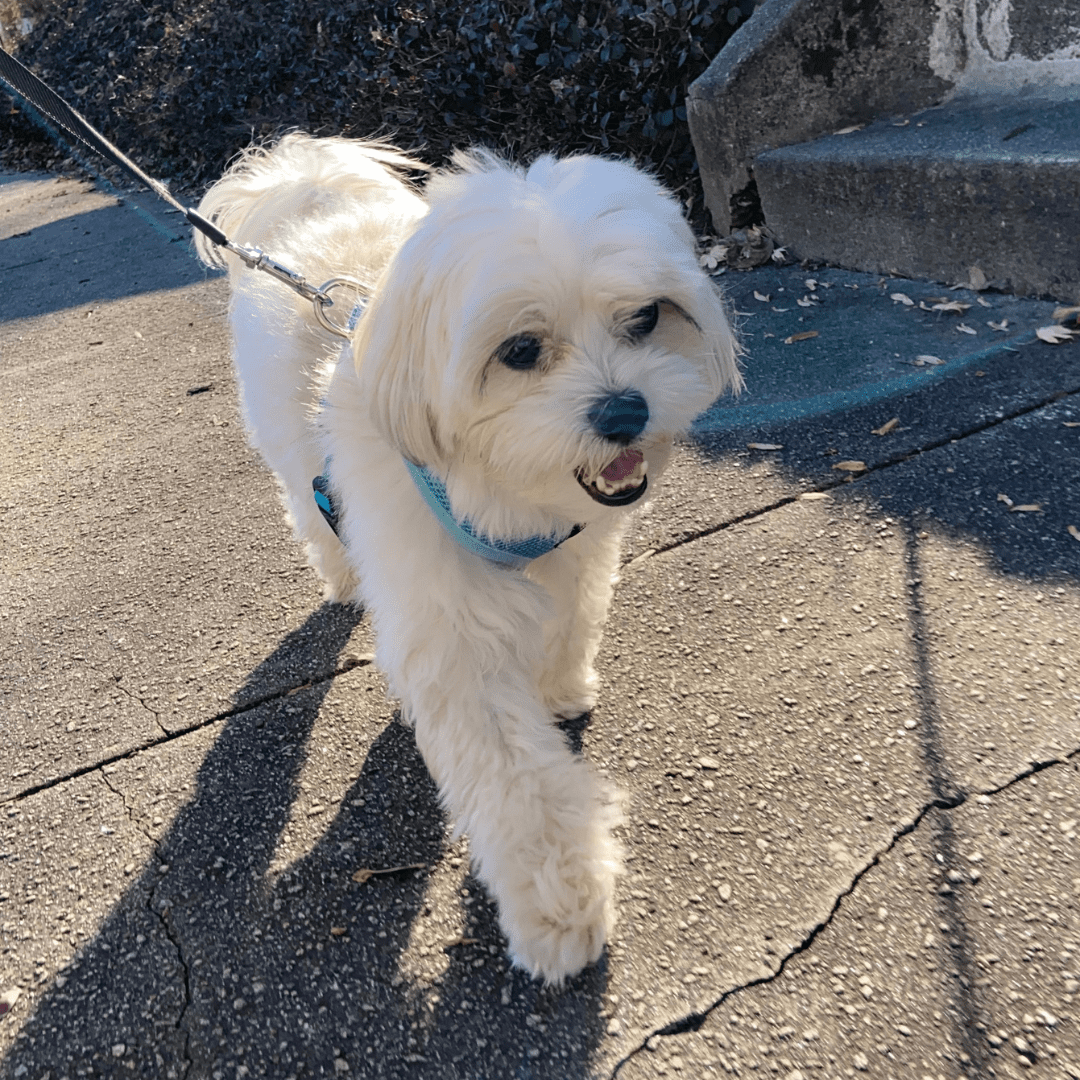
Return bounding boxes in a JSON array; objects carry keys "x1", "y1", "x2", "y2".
[{"x1": 195, "y1": 133, "x2": 739, "y2": 983}]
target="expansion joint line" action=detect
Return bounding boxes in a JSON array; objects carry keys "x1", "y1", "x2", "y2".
[
  {"x1": 639, "y1": 382, "x2": 1080, "y2": 564},
  {"x1": 609, "y1": 746, "x2": 1080, "y2": 1079},
  {"x1": 3, "y1": 654, "x2": 374, "y2": 806}
]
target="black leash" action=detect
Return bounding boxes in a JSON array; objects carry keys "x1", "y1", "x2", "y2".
[{"x1": 0, "y1": 45, "x2": 362, "y2": 336}]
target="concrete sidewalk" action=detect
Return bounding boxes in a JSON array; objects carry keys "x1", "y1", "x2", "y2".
[{"x1": 1, "y1": 169, "x2": 1078, "y2": 1080}]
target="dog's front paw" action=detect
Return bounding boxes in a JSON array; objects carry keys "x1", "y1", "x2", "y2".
[
  {"x1": 540, "y1": 668, "x2": 599, "y2": 720},
  {"x1": 488, "y1": 780, "x2": 622, "y2": 984},
  {"x1": 501, "y1": 855, "x2": 617, "y2": 985}
]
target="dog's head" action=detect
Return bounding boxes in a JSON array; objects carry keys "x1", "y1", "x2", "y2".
[{"x1": 354, "y1": 149, "x2": 740, "y2": 538}]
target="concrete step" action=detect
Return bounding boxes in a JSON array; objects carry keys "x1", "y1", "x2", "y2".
[{"x1": 754, "y1": 90, "x2": 1080, "y2": 300}]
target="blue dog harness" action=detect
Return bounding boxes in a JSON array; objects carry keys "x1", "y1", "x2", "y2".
[{"x1": 311, "y1": 303, "x2": 583, "y2": 568}]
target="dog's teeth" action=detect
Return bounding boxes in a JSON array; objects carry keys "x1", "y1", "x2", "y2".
[{"x1": 590, "y1": 457, "x2": 647, "y2": 496}]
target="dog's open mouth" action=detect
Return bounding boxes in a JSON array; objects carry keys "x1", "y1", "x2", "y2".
[{"x1": 576, "y1": 448, "x2": 648, "y2": 506}]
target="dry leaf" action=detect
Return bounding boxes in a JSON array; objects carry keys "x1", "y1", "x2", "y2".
[
  {"x1": 352, "y1": 862, "x2": 426, "y2": 884},
  {"x1": 834, "y1": 124, "x2": 864, "y2": 135},
  {"x1": 966, "y1": 267, "x2": 988, "y2": 291},
  {"x1": 804, "y1": 278, "x2": 818, "y2": 290},
  {"x1": 1052, "y1": 305, "x2": 1080, "y2": 322},
  {"x1": 957, "y1": 323, "x2": 977, "y2": 335},
  {"x1": 785, "y1": 330, "x2": 819, "y2": 344},
  {"x1": 330, "y1": 926, "x2": 348, "y2": 936},
  {"x1": 799, "y1": 492, "x2": 828, "y2": 501},
  {"x1": 931, "y1": 301, "x2": 971, "y2": 314},
  {"x1": 796, "y1": 296, "x2": 814, "y2": 307},
  {"x1": 915, "y1": 354, "x2": 945, "y2": 366},
  {"x1": 771, "y1": 306, "x2": 790, "y2": 312},
  {"x1": 976, "y1": 296, "x2": 992, "y2": 307},
  {"x1": 747, "y1": 442, "x2": 783, "y2": 450},
  {"x1": 988, "y1": 319, "x2": 1009, "y2": 332},
  {"x1": 753, "y1": 290, "x2": 770, "y2": 302},
  {"x1": 445, "y1": 936, "x2": 479, "y2": 948},
  {"x1": 872, "y1": 417, "x2": 900, "y2": 436},
  {"x1": 893, "y1": 118, "x2": 910, "y2": 127},
  {"x1": 1068, "y1": 525, "x2": 1080, "y2": 542},
  {"x1": 832, "y1": 460, "x2": 867, "y2": 473},
  {"x1": 1010, "y1": 504, "x2": 1042, "y2": 513},
  {"x1": 1064, "y1": 422, "x2": 1080, "y2": 427},
  {"x1": 1037, "y1": 324, "x2": 1075, "y2": 344},
  {"x1": 890, "y1": 292, "x2": 914, "y2": 306},
  {"x1": 997, "y1": 493, "x2": 1014, "y2": 507}
]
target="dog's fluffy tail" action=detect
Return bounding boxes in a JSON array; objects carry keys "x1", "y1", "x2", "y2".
[{"x1": 194, "y1": 132, "x2": 427, "y2": 271}]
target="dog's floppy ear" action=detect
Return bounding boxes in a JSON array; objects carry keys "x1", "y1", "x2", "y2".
[
  {"x1": 353, "y1": 271, "x2": 450, "y2": 469},
  {"x1": 692, "y1": 277, "x2": 744, "y2": 400}
]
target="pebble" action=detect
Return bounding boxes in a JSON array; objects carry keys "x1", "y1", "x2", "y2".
[
  {"x1": 717, "y1": 883, "x2": 732, "y2": 901},
  {"x1": 853, "y1": 1051, "x2": 869, "y2": 1070},
  {"x1": 698, "y1": 756, "x2": 721, "y2": 770},
  {"x1": 111, "y1": 1044, "x2": 126, "y2": 1058}
]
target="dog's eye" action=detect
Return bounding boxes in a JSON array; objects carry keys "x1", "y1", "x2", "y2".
[
  {"x1": 625, "y1": 302, "x2": 659, "y2": 341},
  {"x1": 495, "y1": 334, "x2": 543, "y2": 371}
]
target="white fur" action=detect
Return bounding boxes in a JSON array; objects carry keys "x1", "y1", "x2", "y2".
[{"x1": 196, "y1": 133, "x2": 740, "y2": 984}]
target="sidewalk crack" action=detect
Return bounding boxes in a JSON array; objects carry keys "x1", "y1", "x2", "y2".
[
  {"x1": 609, "y1": 747, "x2": 1080, "y2": 1078},
  {"x1": 99, "y1": 767, "x2": 194, "y2": 1079}
]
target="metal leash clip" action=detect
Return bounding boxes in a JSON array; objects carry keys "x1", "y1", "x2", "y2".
[
  {"x1": 0, "y1": 46, "x2": 368, "y2": 340},
  {"x1": 224, "y1": 241, "x2": 366, "y2": 339}
]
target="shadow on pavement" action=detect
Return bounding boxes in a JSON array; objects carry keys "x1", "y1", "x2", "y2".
[
  {"x1": 692, "y1": 342, "x2": 1080, "y2": 583},
  {"x1": 0, "y1": 203, "x2": 208, "y2": 323},
  {"x1": 1, "y1": 603, "x2": 609, "y2": 1079}
]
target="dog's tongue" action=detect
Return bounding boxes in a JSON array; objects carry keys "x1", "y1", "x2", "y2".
[{"x1": 600, "y1": 448, "x2": 643, "y2": 483}]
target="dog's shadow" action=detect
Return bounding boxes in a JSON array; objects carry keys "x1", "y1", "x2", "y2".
[{"x1": 3, "y1": 604, "x2": 610, "y2": 1079}]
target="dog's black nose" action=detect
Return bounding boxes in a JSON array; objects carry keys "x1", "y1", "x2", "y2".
[{"x1": 587, "y1": 390, "x2": 649, "y2": 444}]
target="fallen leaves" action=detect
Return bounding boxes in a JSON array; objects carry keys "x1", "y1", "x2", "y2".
[
  {"x1": 872, "y1": 417, "x2": 899, "y2": 436},
  {"x1": 754, "y1": 290, "x2": 771, "y2": 303},
  {"x1": 1036, "y1": 324, "x2": 1076, "y2": 344},
  {"x1": 699, "y1": 243, "x2": 728, "y2": 270},
  {"x1": 957, "y1": 323, "x2": 977, "y2": 335},
  {"x1": 964, "y1": 266, "x2": 989, "y2": 291},
  {"x1": 1052, "y1": 305, "x2": 1080, "y2": 323},
  {"x1": 784, "y1": 330, "x2": 819, "y2": 344},
  {"x1": 351, "y1": 863, "x2": 426, "y2": 884},
  {"x1": 1069, "y1": 525, "x2": 1080, "y2": 542},
  {"x1": 832, "y1": 460, "x2": 867, "y2": 473},
  {"x1": 914, "y1": 354, "x2": 946, "y2": 366},
  {"x1": 988, "y1": 319, "x2": 1009, "y2": 332},
  {"x1": 998, "y1": 493, "x2": 1041, "y2": 513},
  {"x1": 931, "y1": 300, "x2": 971, "y2": 314},
  {"x1": 444, "y1": 935, "x2": 479, "y2": 948},
  {"x1": 890, "y1": 292, "x2": 914, "y2": 306},
  {"x1": 747, "y1": 442, "x2": 783, "y2": 451}
]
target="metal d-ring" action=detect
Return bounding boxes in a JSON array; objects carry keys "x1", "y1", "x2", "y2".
[{"x1": 313, "y1": 277, "x2": 369, "y2": 339}]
